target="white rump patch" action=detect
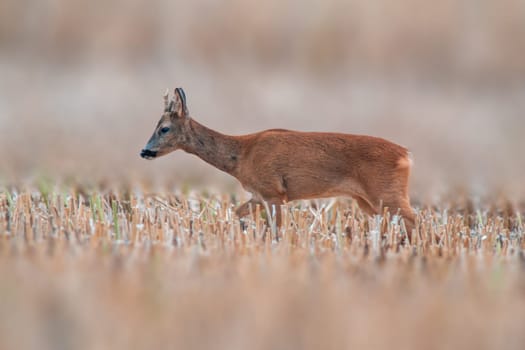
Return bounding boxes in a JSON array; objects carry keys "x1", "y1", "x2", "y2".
[{"x1": 397, "y1": 152, "x2": 413, "y2": 169}]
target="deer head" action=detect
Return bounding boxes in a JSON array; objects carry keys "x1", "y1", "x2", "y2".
[{"x1": 140, "y1": 88, "x2": 190, "y2": 159}]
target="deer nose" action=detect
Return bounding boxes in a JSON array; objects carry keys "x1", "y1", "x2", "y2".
[{"x1": 140, "y1": 149, "x2": 157, "y2": 159}]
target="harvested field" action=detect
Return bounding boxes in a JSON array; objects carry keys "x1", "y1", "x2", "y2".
[{"x1": 1, "y1": 184, "x2": 524, "y2": 350}]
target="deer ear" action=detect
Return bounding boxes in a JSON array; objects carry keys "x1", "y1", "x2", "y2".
[{"x1": 173, "y1": 87, "x2": 188, "y2": 118}]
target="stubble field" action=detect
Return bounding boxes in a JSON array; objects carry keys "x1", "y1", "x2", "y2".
[{"x1": 1, "y1": 183, "x2": 524, "y2": 350}]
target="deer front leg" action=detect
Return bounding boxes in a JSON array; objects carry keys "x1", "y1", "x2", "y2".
[
  {"x1": 236, "y1": 197, "x2": 285, "y2": 224},
  {"x1": 235, "y1": 198, "x2": 261, "y2": 219},
  {"x1": 236, "y1": 198, "x2": 267, "y2": 232}
]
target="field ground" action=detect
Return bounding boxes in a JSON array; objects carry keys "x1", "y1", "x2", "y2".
[{"x1": 1, "y1": 183, "x2": 524, "y2": 350}]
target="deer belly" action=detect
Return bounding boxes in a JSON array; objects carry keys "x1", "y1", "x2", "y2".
[{"x1": 285, "y1": 174, "x2": 360, "y2": 201}]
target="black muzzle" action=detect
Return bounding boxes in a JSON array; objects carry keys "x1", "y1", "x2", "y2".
[{"x1": 140, "y1": 149, "x2": 158, "y2": 159}]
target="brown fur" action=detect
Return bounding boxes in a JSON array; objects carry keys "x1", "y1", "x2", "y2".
[{"x1": 141, "y1": 89, "x2": 416, "y2": 238}]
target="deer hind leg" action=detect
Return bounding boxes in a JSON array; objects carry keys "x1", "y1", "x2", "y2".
[
  {"x1": 393, "y1": 155, "x2": 416, "y2": 241},
  {"x1": 354, "y1": 196, "x2": 379, "y2": 217},
  {"x1": 380, "y1": 197, "x2": 416, "y2": 242},
  {"x1": 355, "y1": 181, "x2": 415, "y2": 241}
]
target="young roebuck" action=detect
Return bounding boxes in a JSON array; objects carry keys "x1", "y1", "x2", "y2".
[{"x1": 141, "y1": 88, "x2": 416, "y2": 236}]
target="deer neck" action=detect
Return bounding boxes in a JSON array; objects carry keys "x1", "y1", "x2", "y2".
[{"x1": 182, "y1": 119, "x2": 242, "y2": 176}]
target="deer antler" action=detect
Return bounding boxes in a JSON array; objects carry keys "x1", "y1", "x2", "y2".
[{"x1": 163, "y1": 88, "x2": 170, "y2": 110}]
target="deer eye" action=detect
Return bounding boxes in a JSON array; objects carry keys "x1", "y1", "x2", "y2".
[{"x1": 160, "y1": 127, "x2": 170, "y2": 134}]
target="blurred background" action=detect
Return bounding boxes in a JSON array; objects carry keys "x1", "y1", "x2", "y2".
[{"x1": 1, "y1": 0, "x2": 524, "y2": 198}]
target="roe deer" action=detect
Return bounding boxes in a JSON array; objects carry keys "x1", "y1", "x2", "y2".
[{"x1": 140, "y1": 88, "x2": 416, "y2": 237}]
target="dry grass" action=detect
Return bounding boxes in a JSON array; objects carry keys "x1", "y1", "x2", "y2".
[{"x1": 1, "y1": 182, "x2": 524, "y2": 350}]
